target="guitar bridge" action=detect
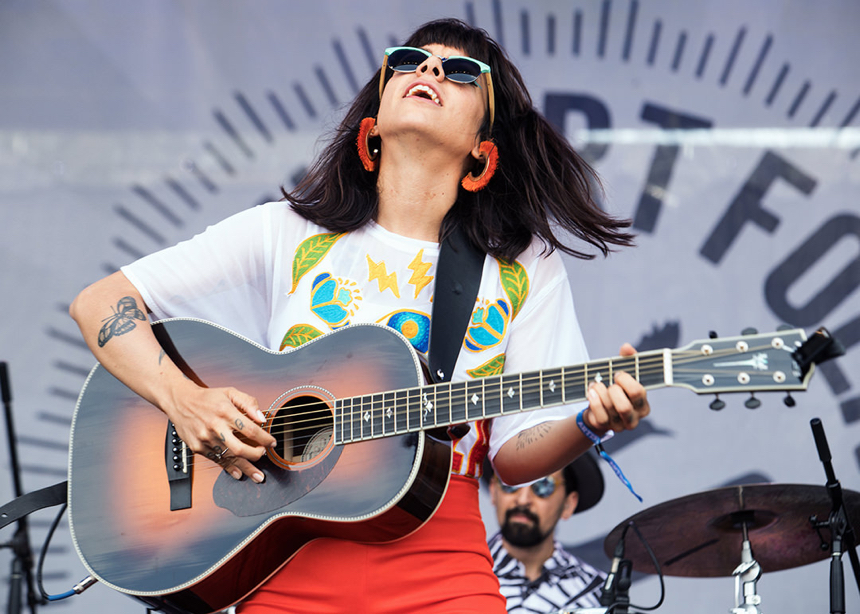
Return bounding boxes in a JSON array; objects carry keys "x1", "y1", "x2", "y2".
[{"x1": 164, "y1": 421, "x2": 194, "y2": 511}]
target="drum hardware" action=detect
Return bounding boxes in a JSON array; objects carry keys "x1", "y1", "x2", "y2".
[
  {"x1": 809, "y1": 418, "x2": 860, "y2": 614},
  {"x1": 605, "y1": 482, "x2": 860, "y2": 613},
  {"x1": 729, "y1": 519, "x2": 762, "y2": 614},
  {"x1": 598, "y1": 519, "x2": 665, "y2": 614}
]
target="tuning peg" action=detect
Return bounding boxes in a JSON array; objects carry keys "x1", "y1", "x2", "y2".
[
  {"x1": 784, "y1": 393, "x2": 796, "y2": 407},
  {"x1": 709, "y1": 395, "x2": 725, "y2": 411},
  {"x1": 741, "y1": 327, "x2": 758, "y2": 335},
  {"x1": 709, "y1": 331, "x2": 719, "y2": 339},
  {"x1": 745, "y1": 394, "x2": 761, "y2": 409}
]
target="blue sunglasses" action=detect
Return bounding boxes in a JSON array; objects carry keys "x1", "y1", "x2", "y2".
[
  {"x1": 379, "y1": 46, "x2": 495, "y2": 131},
  {"x1": 498, "y1": 476, "x2": 562, "y2": 498}
]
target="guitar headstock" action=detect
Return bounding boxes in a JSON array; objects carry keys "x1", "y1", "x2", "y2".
[{"x1": 670, "y1": 327, "x2": 842, "y2": 395}]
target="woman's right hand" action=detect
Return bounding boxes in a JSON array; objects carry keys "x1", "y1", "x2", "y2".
[{"x1": 162, "y1": 380, "x2": 276, "y2": 483}]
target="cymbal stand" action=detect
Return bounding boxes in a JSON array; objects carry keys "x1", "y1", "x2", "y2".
[
  {"x1": 729, "y1": 523, "x2": 762, "y2": 614},
  {"x1": 810, "y1": 418, "x2": 860, "y2": 614},
  {"x1": 0, "y1": 362, "x2": 40, "y2": 614}
]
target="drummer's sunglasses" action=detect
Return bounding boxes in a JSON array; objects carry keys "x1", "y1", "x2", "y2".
[
  {"x1": 379, "y1": 46, "x2": 495, "y2": 131},
  {"x1": 497, "y1": 476, "x2": 562, "y2": 498}
]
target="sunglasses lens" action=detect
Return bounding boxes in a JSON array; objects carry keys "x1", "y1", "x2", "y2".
[
  {"x1": 388, "y1": 48, "x2": 430, "y2": 72},
  {"x1": 442, "y1": 58, "x2": 482, "y2": 83},
  {"x1": 531, "y1": 477, "x2": 557, "y2": 498},
  {"x1": 499, "y1": 483, "x2": 519, "y2": 494}
]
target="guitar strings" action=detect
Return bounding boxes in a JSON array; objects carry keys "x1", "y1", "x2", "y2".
[
  {"x1": 253, "y1": 343, "x2": 785, "y2": 441},
  {"x1": 174, "y1": 343, "x2": 783, "y2": 448},
  {"x1": 185, "y1": 342, "x2": 789, "y2": 474}
]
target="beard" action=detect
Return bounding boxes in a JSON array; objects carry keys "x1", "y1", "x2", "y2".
[{"x1": 500, "y1": 507, "x2": 552, "y2": 548}]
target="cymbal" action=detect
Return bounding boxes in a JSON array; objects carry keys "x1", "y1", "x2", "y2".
[{"x1": 604, "y1": 483, "x2": 860, "y2": 577}]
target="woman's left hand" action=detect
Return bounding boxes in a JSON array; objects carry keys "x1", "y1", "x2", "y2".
[{"x1": 583, "y1": 343, "x2": 650, "y2": 433}]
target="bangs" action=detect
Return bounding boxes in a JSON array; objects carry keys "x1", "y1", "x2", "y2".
[{"x1": 402, "y1": 19, "x2": 493, "y2": 66}]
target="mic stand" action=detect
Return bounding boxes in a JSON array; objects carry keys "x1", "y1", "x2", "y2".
[
  {"x1": 614, "y1": 559, "x2": 632, "y2": 614},
  {"x1": 810, "y1": 418, "x2": 860, "y2": 614},
  {"x1": 0, "y1": 362, "x2": 41, "y2": 614},
  {"x1": 729, "y1": 522, "x2": 762, "y2": 614}
]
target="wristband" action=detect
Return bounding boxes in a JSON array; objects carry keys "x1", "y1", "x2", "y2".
[{"x1": 576, "y1": 409, "x2": 643, "y2": 502}]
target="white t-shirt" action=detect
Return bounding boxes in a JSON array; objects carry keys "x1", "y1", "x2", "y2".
[{"x1": 122, "y1": 202, "x2": 589, "y2": 479}]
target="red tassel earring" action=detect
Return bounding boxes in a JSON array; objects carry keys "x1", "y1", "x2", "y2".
[
  {"x1": 357, "y1": 117, "x2": 379, "y2": 172},
  {"x1": 461, "y1": 140, "x2": 499, "y2": 192}
]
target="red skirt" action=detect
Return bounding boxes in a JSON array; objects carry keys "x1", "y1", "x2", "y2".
[{"x1": 236, "y1": 475, "x2": 506, "y2": 614}]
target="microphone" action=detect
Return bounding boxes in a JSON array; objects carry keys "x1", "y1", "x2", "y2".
[
  {"x1": 600, "y1": 523, "x2": 629, "y2": 606},
  {"x1": 0, "y1": 361, "x2": 11, "y2": 405}
]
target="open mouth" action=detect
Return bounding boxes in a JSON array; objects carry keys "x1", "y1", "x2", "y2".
[{"x1": 406, "y1": 84, "x2": 441, "y2": 105}]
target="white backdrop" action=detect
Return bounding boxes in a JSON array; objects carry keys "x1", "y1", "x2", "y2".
[{"x1": 1, "y1": 1, "x2": 859, "y2": 612}]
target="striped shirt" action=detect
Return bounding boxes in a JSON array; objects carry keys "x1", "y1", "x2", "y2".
[{"x1": 488, "y1": 532, "x2": 606, "y2": 613}]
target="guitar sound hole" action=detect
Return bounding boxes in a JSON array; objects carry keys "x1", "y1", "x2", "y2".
[{"x1": 267, "y1": 394, "x2": 334, "y2": 467}]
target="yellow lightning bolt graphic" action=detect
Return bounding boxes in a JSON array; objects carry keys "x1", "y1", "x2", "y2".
[
  {"x1": 367, "y1": 255, "x2": 400, "y2": 297},
  {"x1": 407, "y1": 249, "x2": 434, "y2": 299}
]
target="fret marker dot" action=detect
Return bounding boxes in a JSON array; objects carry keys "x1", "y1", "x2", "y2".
[
  {"x1": 594, "y1": 372, "x2": 603, "y2": 384},
  {"x1": 507, "y1": 387, "x2": 515, "y2": 398},
  {"x1": 363, "y1": 411, "x2": 370, "y2": 422},
  {"x1": 549, "y1": 380, "x2": 556, "y2": 392},
  {"x1": 471, "y1": 394, "x2": 480, "y2": 405}
]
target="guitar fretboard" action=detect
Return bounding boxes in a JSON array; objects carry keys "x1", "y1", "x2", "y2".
[{"x1": 334, "y1": 351, "x2": 668, "y2": 445}]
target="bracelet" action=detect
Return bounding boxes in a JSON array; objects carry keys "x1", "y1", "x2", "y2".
[{"x1": 576, "y1": 409, "x2": 643, "y2": 502}]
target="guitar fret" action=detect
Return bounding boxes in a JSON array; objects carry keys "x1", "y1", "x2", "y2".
[
  {"x1": 484, "y1": 376, "x2": 502, "y2": 418},
  {"x1": 450, "y1": 381, "x2": 468, "y2": 425},
  {"x1": 582, "y1": 363, "x2": 588, "y2": 398},
  {"x1": 360, "y1": 394, "x2": 368, "y2": 440},
  {"x1": 501, "y1": 373, "x2": 518, "y2": 414},
  {"x1": 589, "y1": 360, "x2": 611, "y2": 387},
  {"x1": 465, "y1": 380, "x2": 480, "y2": 421},
  {"x1": 373, "y1": 393, "x2": 385, "y2": 437},
  {"x1": 521, "y1": 370, "x2": 541, "y2": 412},
  {"x1": 382, "y1": 392, "x2": 395, "y2": 436},
  {"x1": 407, "y1": 388, "x2": 422, "y2": 432},
  {"x1": 420, "y1": 387, "x2": 432, "y2": 428},
  {"x1": 394, "y1": 389, "x2": 409, "y2": 434},
  {"x1": 333, "y1": 399, "x2": 342, "y2": 444},
  {"x1": 563, "y1": 365, "x2": 586, "y2": 404},
  {"x1": 542, "y1": 368, "x2": 564, "y2": 407},
  {"x1": 435, "y1": 384, "x2": 451, "y2": 429}
]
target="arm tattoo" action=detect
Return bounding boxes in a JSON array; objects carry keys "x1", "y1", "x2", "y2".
[
  {"x1": 97, "y1": 296, "x2": 146, "y2": 347},
  {"x1": 158, "y1": 349, "x2": 166, "y2": 365},
  {"x1": 515, "y1": 422, "x2": 553, "y2": 450}
]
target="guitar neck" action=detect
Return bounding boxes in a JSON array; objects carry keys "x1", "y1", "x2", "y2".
[{"x1": 334, "y1": 349, "x2": 670, "y2": 445}]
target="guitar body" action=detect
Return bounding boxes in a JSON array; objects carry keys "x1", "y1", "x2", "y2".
[{"x1": 68, "y1": 319, "x2": 452, "y2": 614}]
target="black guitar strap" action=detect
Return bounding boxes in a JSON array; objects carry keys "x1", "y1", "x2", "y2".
[
  {"x1": 428, "y1": 224, "x2": 485, "y2": 386},
  {"x1": 0, "y1": 481, "x2": 67, "y2": 531}
]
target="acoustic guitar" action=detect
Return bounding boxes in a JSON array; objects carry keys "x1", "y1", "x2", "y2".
[{"x1": 67, "y1": 318, "x2": 837, "y2": 613}]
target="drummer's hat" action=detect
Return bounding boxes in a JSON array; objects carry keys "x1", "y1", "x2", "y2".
[{"x1": 564, "y1": 451, "x2": 604, "y2": 514}]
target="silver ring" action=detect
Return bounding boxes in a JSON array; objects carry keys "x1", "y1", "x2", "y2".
[{"x1": 214, "y1": 448, "x2": 229, "y2": 461}]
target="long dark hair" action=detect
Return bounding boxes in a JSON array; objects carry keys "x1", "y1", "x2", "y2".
[{"x1": 283, "y1": 18, "x2": 634, "y2": 261}]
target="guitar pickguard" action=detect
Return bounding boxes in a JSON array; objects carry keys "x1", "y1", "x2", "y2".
[{"x1": 212, "y1": 445, "x2": 342, "y2": 517}]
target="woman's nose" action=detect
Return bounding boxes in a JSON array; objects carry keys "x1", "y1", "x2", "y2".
[{"x1": 418, "y1": 57, "x2": 444, "y2": 80}]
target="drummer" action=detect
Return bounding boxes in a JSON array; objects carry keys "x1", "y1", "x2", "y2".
[{"x1": 487, "y1": 453, "x2": 607, "y2": 612}]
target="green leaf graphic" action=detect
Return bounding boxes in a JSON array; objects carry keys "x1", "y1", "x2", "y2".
[
  {"x1": 279, "y1": 324, "x2": 323, "y2": 350},
  {"x1": 467, "y1": 354, "x2": 506, "y2": 378},
  {"x1": 290, "y1": 233, "x2": 344, "y2": 294},
  {"x1": 498, "y1": 260, "x2": 529, "y2": 320}
]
